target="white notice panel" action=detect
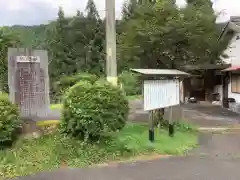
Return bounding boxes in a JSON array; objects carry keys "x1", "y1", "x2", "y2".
[
  {"x1": 16, "y1": 56, "x2": 40, "y2": 63},
  {"x1": 144, "y1": 79, "x2": 180, "y2": 111}
]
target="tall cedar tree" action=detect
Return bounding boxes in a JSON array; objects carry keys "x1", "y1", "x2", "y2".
[
  {"x1": 67, "y1": 11, "x2": 87, "y2": 72},
  {"x1": 47, "y1": 7, "x2": 74, "y2": 81},
  {"x1": 84, "y1": 0, "x2": 105, "y2": 75}
]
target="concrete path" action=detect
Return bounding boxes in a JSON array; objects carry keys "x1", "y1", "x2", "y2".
[
  {"x1": 182, "y1": 103, "x2": 240, "y2": 127},
  {"x1": 43, "y1": 99, "x2": 240, "y2": 127},
  {"x1": 128, "y1": 99, "x2": 240, "y2": 127},
  {"x1": 14, "y1": 100, "x2": 240, "y2": 180}
]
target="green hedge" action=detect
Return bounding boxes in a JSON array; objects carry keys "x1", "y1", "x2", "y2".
[
  {"x1": 119, "y1": 71, "x2": 141, "y2": 96},
  {"x1": 51, "y1": 71, "x2": 142, "y2": 103},
  {"x1": 0, "y1": 93, "x2": 21, "y2": 148},
  {"x1": 51, "y1": 73, "x2": 98, "y2": 103},
  {"x1": 61, "y1": 79, "x2": 129, "y2": 141}
]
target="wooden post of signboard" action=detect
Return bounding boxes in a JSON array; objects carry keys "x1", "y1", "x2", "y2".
[
  {"x1": 168, "y1": 106, "x2": 174, "y2": 137},
  {"x1": 156, "y1": 108, "x2": 164, "y2": 134},
  {"x1": 149, "y1": 110, "x2": 155, "y2": 142},
  {"x1": 168, "y1": 77, "x2": 179, "y2": 137}
]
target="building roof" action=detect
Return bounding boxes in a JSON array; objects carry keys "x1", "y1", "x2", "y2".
[
  {"x1": 222, "y1": 65, "x2": 240, "y2": 72},
  {"x1": 183, "y1": 64, "x2": 231, "y2": 70},
  {"x1": 218, "y1": 16, "x2": 240, "y2": 41},
  {"x1": 131, "y1": 69, "x2": 190, "y2": 76},
  {"x1": 230, "y1": 16, "x2": 240, "y2": 26}
]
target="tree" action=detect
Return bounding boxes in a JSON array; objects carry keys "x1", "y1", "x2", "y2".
[
  {"x1": 119, "y1": 1, "x2": 181, "y2": 69},
  {"x1": 122, "y1": 0, "x2": 138, "y2": 21},
  {"x1": 47, "y1": 7, "x2": 74, "y2": 81},
  {"x1": 85, "y1": 0, "x2": 100, "y2": 20},
  {"x1": 187, "y1": 0, "x2": 213, "y2": 8},
  {"x1": 1, "y1": 25, "x2": 46, "y2": 49},
  {"x1": 118, "y1": 0, "x2": 227, "y2": 71},
  {"x1": 183, "y1": 0, "x2": 227, "y2": 64},
  {"x1": 0, "y1": 30, "x2": 20, "y2": 92},
  {"x1": 76, "y1": 10, "x2": 84, "y2": 17},
  {"x1": 44, "y1": 1, "x2": 105, "y2": 83},
  {"x1": 122, "y1": 0, "x2": 157, "y2": 21},
  {"x1": 66, "y1": 10, "x2": 88, "y2": 72},
  {"x1": 84, "y1": 0, "x2": 105, "y2": 75}
]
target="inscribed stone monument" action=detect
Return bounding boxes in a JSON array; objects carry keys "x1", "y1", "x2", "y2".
[{"x1": 8, "y1": 48, "x2": 50, "y2": 118}]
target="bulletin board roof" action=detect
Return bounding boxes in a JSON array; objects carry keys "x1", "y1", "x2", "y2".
[{"x1": 131, "y1": 69, "x2": 190, "y2": 77}]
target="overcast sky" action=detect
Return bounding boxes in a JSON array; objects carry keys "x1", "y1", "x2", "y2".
[{"x1": 0, "y1": 0, "x2": 239, "y2": 26}]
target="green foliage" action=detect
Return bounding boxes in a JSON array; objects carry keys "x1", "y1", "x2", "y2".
[
  {"x1": 119, "y1": 71, "x2": 141, "y2": 96},
  {"x1": 187, "y1": 0, "x2": 213, "y2": 8},
  {"x1": 0, "y1": 93, "x2": 21, "y2": 147},
  {"x1": 118, "y1": 0, "x2": 227, "y2": 69},
  {"x1": 86, "y1": 0, "x2": 100, "y2": 20},
  {"x1": 0, "y1": 123, "x2": 197, "y2": 178},
  {"x1": 61, "y1": 80, "x2": 129, "y2": 141},
  {"x1": 45, "y1": 2, "x2": 105, "y2": 90},
  {"x1": 45, "y1": 5, "x2": 104, "y2": 101},
  {"x1": 160, "y1": 119, "x2": 196, "y2": 132},
  {"x1": 1, "y1": 25, "x2": 47, "y2": 49},
  {"x1": 0, "y1": 30, "x2": 20, "y2": 92},
  {"x1": 122, "y1": 0, "x2": 139, "y2": 21},
  {"x1": 152, "y1": 109, "x2": 197, "y2": 132},
  {"x1": 47, "y1": 7, "x2": 72, "y2": 82},
  {"x1": 52, "y1": 73, "x2": 98, "y2": 103}
]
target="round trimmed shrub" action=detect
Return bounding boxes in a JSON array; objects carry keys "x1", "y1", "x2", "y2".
[
  {"x1": 0, "y1": 93, "x2": 21, "y2": 147},
  {"x1": 61, "y1": 80, "x2": 129, "y2": 141}
]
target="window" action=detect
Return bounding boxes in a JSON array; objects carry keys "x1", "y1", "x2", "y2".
[{"x1": 231, "y1": 73, "x2": 240, "y2": 93}]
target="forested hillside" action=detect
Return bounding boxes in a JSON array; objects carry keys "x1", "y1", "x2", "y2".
[{"x1": 2, "y1": 25, "x2": 46, "y2": 48}]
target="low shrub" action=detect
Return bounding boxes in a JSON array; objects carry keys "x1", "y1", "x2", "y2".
[
  {"x1": 119, "y1": 71, "x2": 141, "y2": 96},
  {"x1": 0, "y1": 93, "x2": 21, "y2": 147},
  {"x1": 61, "y1": 79, "x2": 129, "y2": 141}
]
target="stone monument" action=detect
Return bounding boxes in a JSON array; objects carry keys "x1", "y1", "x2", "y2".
[{"x1": 8, "y1": 48, "x2": 50, "y2": 118}]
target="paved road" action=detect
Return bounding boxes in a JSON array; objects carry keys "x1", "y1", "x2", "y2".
[{"x1": 14, "y1": 101, "x2": 240, "y2": 180}]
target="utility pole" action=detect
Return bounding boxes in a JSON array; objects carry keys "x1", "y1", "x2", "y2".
[{"x1": 105, "y1": 0, "x2": 117, "y2": 86}]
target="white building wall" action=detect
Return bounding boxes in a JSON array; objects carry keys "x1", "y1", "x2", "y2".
[
  {"x1": 222, "y1": 33, "x2": 240, "y2": 104},
  {"x1": 223, "y1": 33, "x2": 240, "y2": 65}
]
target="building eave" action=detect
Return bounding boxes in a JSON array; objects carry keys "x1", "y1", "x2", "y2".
[{"x1": 218, "y1": 19, "x2": 240, "y2": 41}]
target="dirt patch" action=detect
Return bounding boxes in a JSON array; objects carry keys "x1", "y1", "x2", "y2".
[{"x1": 21, "y1": 119, "x2": 59, "y2": 139}]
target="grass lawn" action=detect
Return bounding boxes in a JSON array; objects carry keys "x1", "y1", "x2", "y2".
[
  {"x1": 50, "y1": 103, "x2": 63, "y2": 110},
  {"x1": 0, "y1": 123, "x2": 197, "y2": 179},
  {"x1": 50, "y1": 95, "x2": 142, "y2": 111}
]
